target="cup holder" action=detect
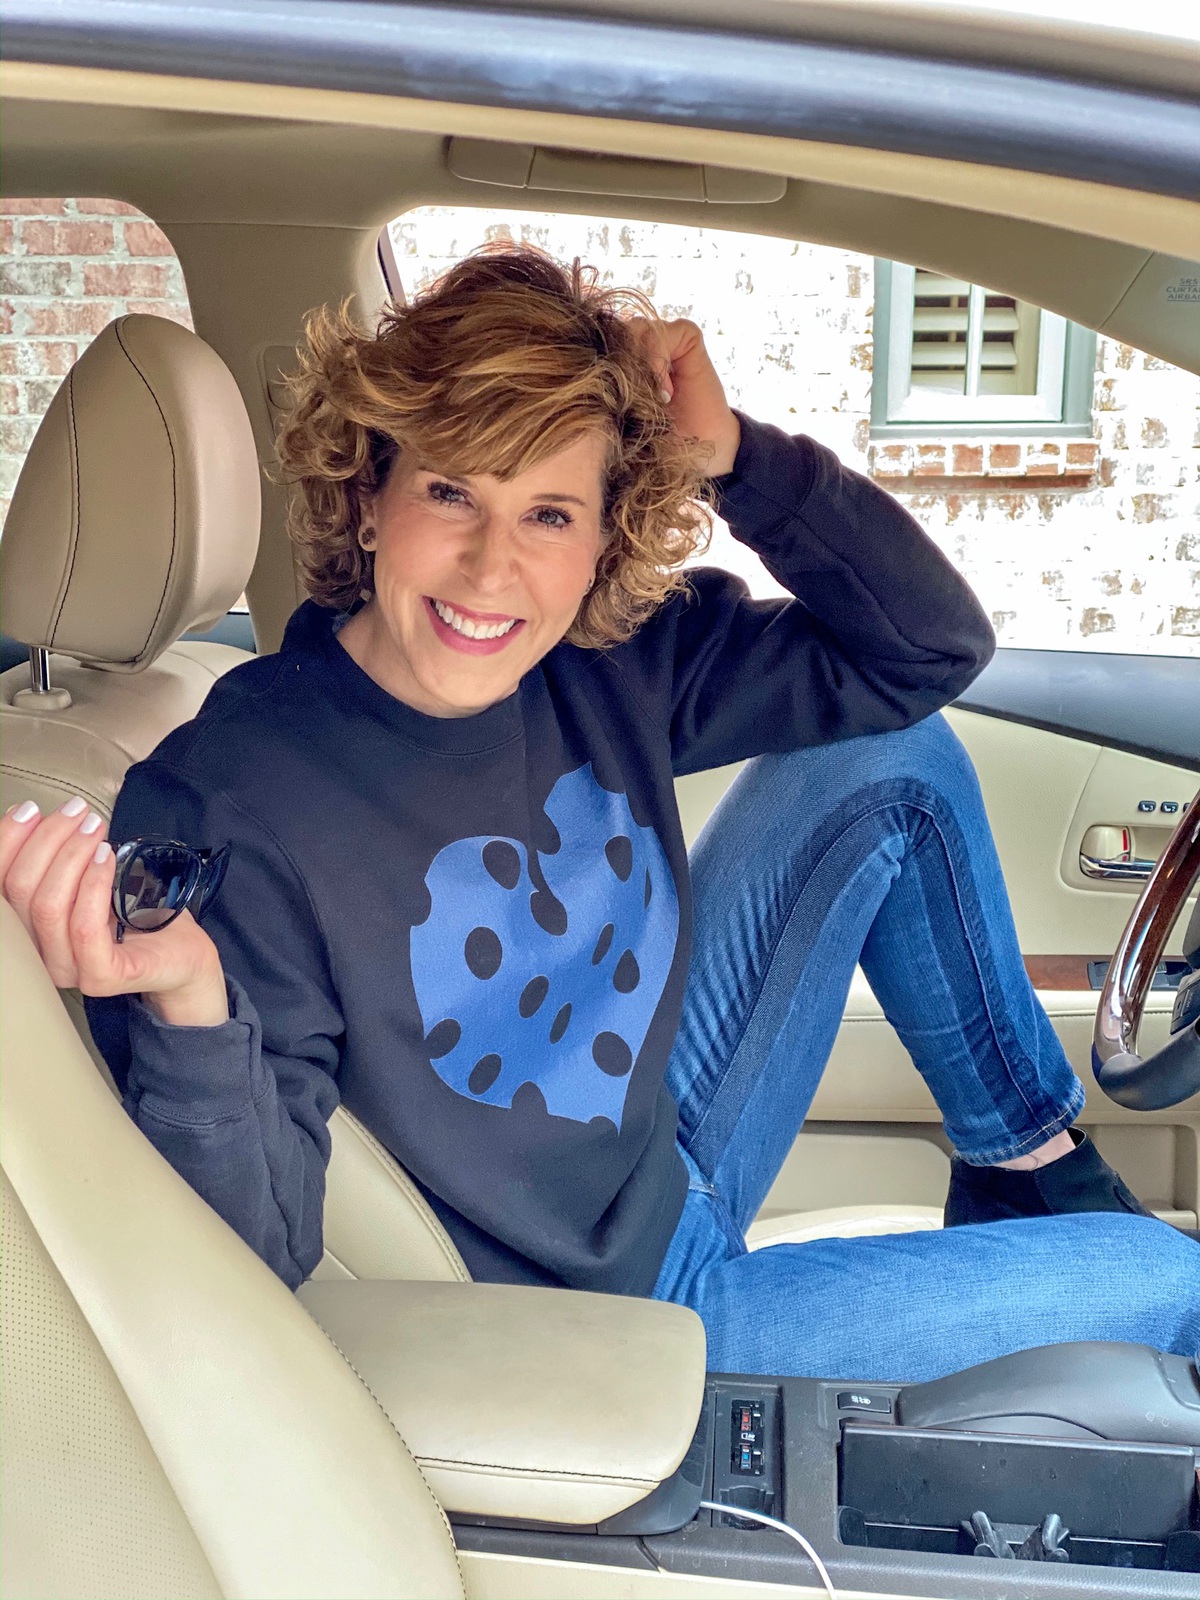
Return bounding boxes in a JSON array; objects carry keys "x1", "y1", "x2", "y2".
[{"x1": 837, "y1": 1421, "x2": 1200, "y2": 1573}]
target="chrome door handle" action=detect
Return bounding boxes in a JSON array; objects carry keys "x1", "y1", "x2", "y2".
[{"x1": 1080, "y1": 853, "x2": 1156, "y2": 882}]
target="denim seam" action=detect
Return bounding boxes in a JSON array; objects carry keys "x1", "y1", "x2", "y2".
[
  {"x1": 685, "y1": 783, "x2": 1078, "y2": 1170},
  {"x1": 897, "y1": 790, "x2": 1082, "y2": 1152},
  {"x1": 684, "y1": 795, "x2": 900, "y2": 1158}
]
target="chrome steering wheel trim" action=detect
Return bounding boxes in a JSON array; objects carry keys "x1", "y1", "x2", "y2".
[{"x1": 1092, "y1": 791, "x2": 1200, "y2": 1110}]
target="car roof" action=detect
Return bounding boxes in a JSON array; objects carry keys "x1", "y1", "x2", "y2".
[
  {"x1": 2, "y1": 0, "x2": 1197, "y2": 380},
  {"x1": 514, "y1": 0, "x2": 1200, "y2": 95}
]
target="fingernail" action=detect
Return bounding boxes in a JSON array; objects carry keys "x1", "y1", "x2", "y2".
[
  {"x1": 12, "y1": 801, "x2": 39, "y2": 824},
  {"x1": 80, "y1": 811, "x2": 104, "y2": 836},
  {"x1": 61, "y1": 795, "x2": 87, "y2": 818},
  {"x1": 93, "y1": 841, "x2": 112, "y2": 865}
]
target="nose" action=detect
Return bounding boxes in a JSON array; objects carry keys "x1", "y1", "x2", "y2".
[{"x1": 457, "y1": 516, "x2": 519, "y2": 598}]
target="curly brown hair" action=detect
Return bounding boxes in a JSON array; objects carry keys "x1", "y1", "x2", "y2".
[{"x1": 275, "y1": 246, "x2": 712, "y2": 648}]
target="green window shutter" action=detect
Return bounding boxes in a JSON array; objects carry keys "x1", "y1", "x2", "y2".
[{"x1": 872, "y1": 260, "x2": 1097, "y2": 438}]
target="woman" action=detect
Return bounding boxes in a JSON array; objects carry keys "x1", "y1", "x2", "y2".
[{"x1": 2, "y1": 248, "x2": 1195, "y2": 1381}]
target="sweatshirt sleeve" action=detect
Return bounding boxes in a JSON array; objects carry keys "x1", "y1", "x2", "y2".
[
  {"x1": 85, "y1": 757, "x2": 342, "y2": 1289},
  {"x1": 661, "y1": 411, "x2": 995, "y2": 775}
]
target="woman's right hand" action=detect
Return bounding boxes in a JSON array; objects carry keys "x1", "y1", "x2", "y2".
[{"x1": 1, "y1": 797, "x2": 230, "y2": 1027}]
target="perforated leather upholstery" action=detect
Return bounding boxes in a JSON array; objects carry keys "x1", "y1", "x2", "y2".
[{"x1": 1, "y1": 899, "x2": 466, "y2": 1600}]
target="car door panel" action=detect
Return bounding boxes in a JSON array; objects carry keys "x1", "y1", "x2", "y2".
[{"x1": 673, "y1": 699, "x2": 1199, "y2": 1229}]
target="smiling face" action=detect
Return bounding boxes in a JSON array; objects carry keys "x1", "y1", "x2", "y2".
[{"x1": 336, "y1": 432, "x2": 608, "y2": 718}]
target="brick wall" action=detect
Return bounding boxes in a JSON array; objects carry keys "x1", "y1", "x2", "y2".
[
  {"x1": 392, "y1": 208, "x2": 1200, "y2": 656},
  {"x1": 3, "y1": 198, "x2": 1196, "y2": 656},
  {"x1": 1, "y1": 198, "x2": 193, "y2": 525}
]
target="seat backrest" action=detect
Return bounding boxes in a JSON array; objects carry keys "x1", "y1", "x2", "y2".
[
  {"x1": 320, "y1": 1107, "x2": 471, "y2": 1283},
  {"x1": 0, "y1": 899, "x2": 465, "y2": 1600},
  {"x1": 0, "y1": 313, "x2": 470, "y2": 1288}
]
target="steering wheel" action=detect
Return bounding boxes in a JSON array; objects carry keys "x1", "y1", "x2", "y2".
[{"x1": 1093, "y1": 786, "x2": 1200, "y2": 1110}]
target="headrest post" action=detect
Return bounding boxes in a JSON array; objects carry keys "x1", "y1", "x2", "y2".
[
  {"x1": 12, "y1": 647, "x2": 73, "y2": 712},
  {"x1": 28, "y1": 646, "x2": 52, "y2": 695}
]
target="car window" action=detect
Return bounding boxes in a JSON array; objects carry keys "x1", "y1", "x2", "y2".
[{"x1": 387, "y1": 207, "x2": 1199, "y2": 660}]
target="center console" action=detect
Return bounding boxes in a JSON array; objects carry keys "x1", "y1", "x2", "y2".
[{"x1": 298, "y1": 1279, "x2": 1200, "y2": 1599}]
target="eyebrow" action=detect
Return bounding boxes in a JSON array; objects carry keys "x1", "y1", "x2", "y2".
[{"x1": 423, "y1": 470, "x2": 590, "y2": 508}]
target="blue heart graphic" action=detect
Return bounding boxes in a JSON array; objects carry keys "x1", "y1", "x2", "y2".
[{"x1": 410, "y1": 764, "x2": 678, "y2": 1128}]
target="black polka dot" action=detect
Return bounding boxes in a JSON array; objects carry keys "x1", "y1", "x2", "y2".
[
  {"x1": 613, "y1": 949, "x2": 640, "y2": 994},
  {"x1": 644, "y1": 869, "x2": 653, "y2": 908},
  {"x1": 533, "y1": 815, "x2": 561, "y2": 856},
  {"x1": 592, "y1": 1031, "x2": 633, "y2": 1077},
  {"x1": 424, "y1": 1018, "x2": 461, "y2": 1059},
  {"x1": 605, "y1": 835, "x2": 633, "y2": 882},
  {"x1": 468, "y1": 1054, "x2": 502, "y2": 1095},
  {"x1": 482, "y1": 839, "x2": 521, "y2": 890},
  {"x1": 530, "y1": 888, "x2": 568, "y2": 936},
  {"x1": 512, "y1": 1080, "x2": 549, "y2": 1118},
  {"x1": 464, "y1": 925, "x2": 503, "y2": 979},
  {"x1": 519, "y1": 975, "x2": 550, "y2": 1018},
  {"x1": 591, "y1": 923, "x2": 614, "y2": 965},
  {"x1": 549, "y1": 1002, "x2": 572, "y2": 1043}
]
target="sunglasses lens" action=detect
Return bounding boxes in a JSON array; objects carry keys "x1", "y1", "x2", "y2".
[{"x1": 118, "y1": 844, "x2": 198, "y2": 930}]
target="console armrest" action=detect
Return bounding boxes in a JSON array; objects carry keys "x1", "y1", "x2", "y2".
[{"x1": 297, "y1": 1279, "x2": 706, "y2": 1526}]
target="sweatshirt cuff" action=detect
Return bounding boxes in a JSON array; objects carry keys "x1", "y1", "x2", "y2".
[{"x1": 125, "y1": 975, "x2": 263, "y2": 1118}]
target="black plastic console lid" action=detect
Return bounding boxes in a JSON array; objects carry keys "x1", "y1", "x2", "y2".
[{"x1": 896, "y1": 1340, "x2": 1200, "y2": 1446}]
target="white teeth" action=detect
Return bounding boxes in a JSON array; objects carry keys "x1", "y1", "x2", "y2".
[{"x1": 432, "y1": 599, "x2": 517, "y2": 641}]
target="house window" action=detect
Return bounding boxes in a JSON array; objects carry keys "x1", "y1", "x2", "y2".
[{"x1": 871, "y1": 260, "x2": 1096, "y2": 436}]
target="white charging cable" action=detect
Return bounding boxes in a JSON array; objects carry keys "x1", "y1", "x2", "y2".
[{"x1": 698, "y1": 1500, "x2": 837, "y2": 1599}]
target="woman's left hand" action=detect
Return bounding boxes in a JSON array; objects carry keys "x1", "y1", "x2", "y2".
[{"x1": 630, "y1": 317, "x2": 741, "y2": 477}]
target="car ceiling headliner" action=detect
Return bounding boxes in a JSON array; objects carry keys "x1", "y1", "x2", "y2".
[{"x1": 2, "y1": 37, "x2": 1197, "y2": 380}]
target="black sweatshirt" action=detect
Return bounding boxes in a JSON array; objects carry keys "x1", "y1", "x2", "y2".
[{"x1": 88, "y1": 414, "x2": 994, "y2": 1292}]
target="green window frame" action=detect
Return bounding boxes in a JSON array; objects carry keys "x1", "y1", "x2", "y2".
[{"x1": 871, "y1": 260, "x2": 1097, "y2": 438}]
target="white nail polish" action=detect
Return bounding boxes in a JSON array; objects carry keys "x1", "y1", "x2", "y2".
[
  {"x1": 80, "y1": 811, "x2": 104, "y2": 836},
  {"x1": 93, "y1": 841, "x2": 112, "y2": 865},
  {"x1": 12, "y1": 800, "x2": 39, "y2": 824},
  {"x1": 61, "y1": 795, "x2": 87, "y2": 818}
]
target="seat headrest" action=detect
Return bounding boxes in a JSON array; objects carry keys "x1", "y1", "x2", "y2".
[{"x1": 1, "y1": 316, "x2": 261, "y2": 672}]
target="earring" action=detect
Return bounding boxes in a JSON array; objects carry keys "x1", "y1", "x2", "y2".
[{"x1": 359, "y1": 527, "x2": 376, "y2": 552}]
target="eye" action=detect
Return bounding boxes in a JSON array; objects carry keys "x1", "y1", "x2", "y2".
[
  {"x1": 427, "y1": 479, "x2": 470, "y2": 507},
  {"x1": 530, "y1": 506, "x2": 573, "y2": 529}
]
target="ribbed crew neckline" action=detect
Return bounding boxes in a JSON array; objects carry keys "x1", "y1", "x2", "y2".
[{"x1": 288, "y1": 599, "x2": 524, "y2": 755}]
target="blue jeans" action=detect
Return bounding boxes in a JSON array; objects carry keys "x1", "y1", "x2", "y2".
[{"x1": 652, "y1": 714, "x2": 1200, "y2": 1381}]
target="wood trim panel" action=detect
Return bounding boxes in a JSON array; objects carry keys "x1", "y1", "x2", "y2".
[{"x1": 1024, "y1": 954, "x2": 1104, "y2": 991}]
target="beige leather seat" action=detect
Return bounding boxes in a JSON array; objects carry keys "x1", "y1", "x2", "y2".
[
  {"x1": 1, "y1": 897, "x2": 466, "y2": 1600},
  {"x1": 0, "y1": 314, "x2": 259, "y2": 823},
  {"x1": 0, "y1": 314, "x2": 473, "y2": 1283}
]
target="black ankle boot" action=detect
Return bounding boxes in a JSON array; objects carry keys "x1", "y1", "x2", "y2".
[{"x1": 944, "y1": 1129, "x2": 1152, "y2": 1228}]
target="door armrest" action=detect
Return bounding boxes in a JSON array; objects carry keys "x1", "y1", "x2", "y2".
[{"x1": 297, "y1": 1279, "x2": 706, "y2": 1526}]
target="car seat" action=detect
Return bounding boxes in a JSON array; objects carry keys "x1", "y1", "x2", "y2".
[{"x1": 0, "y1": 896, "x2": 465, "y2": 1599}]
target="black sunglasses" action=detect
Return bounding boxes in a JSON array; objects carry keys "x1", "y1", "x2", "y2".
[{"x1": 111, "y1": 836, "x2": 230, "y2": 941}]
